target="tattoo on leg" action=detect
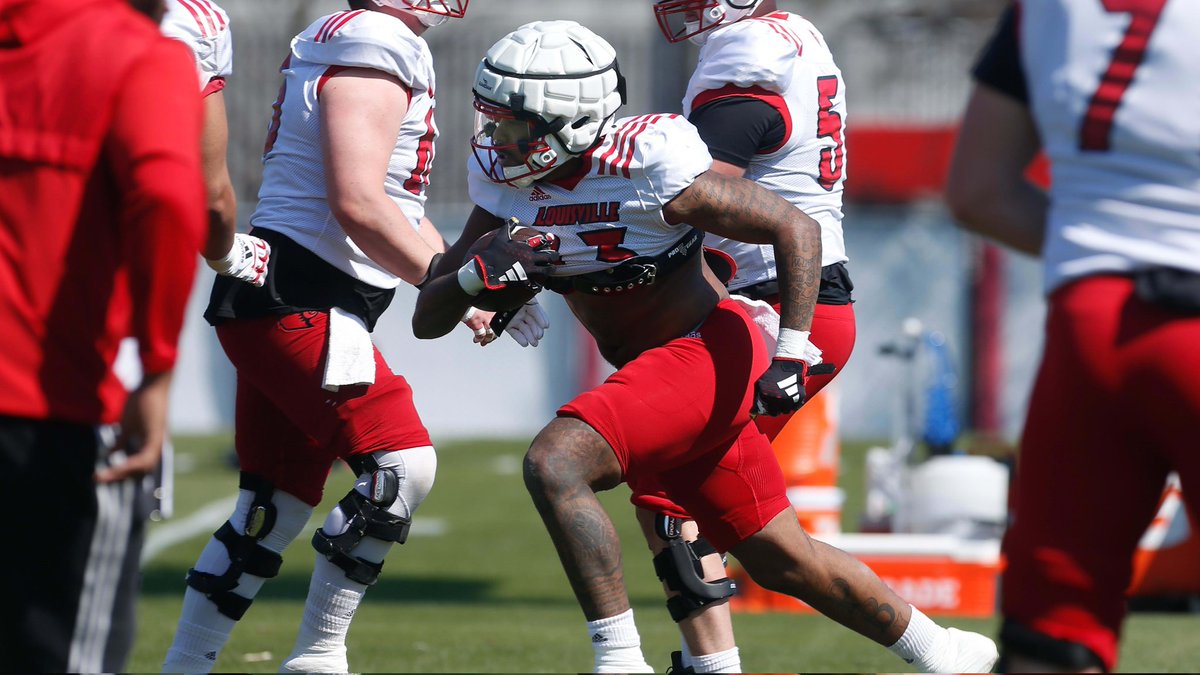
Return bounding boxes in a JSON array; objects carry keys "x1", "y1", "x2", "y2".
[
  {"x1": 829, "y1": 577, "x2": 898, "y2": 636},
  {"x1": 525, "y1": 421, "x2": 629, "y2": 618}
]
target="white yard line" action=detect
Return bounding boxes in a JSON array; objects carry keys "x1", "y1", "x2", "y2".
[{"x1": 142, "y1": 495, "x2": 238, "y2": 564}]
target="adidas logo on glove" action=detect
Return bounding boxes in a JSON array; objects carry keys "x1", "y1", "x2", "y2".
[
  {"x1": 777, "y1": 373, "x2": 802, "y2": 402},
  {"x1": 498, "y1": 263, "x2": 529, "y2": 284}
]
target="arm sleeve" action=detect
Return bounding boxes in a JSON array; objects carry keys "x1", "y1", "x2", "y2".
[
  {"x1": 688, "y1": 96, "x2": 786, "y2": 168},
  {"x1": 972, "y1": 3, "x2": 1028, "y2": 103},
  {"x1": 105, "y1": 39, "x2": 206, "y2": 375}
]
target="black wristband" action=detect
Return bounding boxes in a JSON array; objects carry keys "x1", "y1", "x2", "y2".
[{"x1": 415, "y1": 252, "x2": 444, "y2": 290}]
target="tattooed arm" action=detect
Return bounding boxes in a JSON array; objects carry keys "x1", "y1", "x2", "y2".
[{"x1": 662, "y1": 170, "x2": 821, "y2": 332}]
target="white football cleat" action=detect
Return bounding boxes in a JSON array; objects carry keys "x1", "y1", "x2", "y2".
[
  {"x1": 939, "y1": 627, "x2": 1000, "y2": 673},
  {"x1": 279, "y1": 649, "x2": 349, "y2": 674}
]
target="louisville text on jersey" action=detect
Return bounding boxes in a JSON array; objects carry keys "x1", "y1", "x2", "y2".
[{"x1": 533, "y1": 202, "x2": 621, "y2": 227}]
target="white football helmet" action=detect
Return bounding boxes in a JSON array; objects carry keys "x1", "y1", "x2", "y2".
[
  {"x1": 652, "y1": 0, "x2": 762, "y2": 44},
  {"x1": 471, "y1": 20, "x2": 627, "y2": 187},
  {"x1": 369, "y1": 0, "x2": 467, "y2": 27}
]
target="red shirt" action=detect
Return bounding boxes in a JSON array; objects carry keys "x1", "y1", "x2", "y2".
[{"x1": 0, "y1": 0, "x2": 205, "y2": 424}]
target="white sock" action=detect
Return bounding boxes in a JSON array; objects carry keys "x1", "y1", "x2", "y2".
[
  {"x1": 692, "y1": 646, "x2": 741, "y2": 673},
  {"x1": 162, "y1": 598, "x2": 234, "y2": 674},
  {"x1": 163, "y1": 490, "x2": 313, "y2": 673},
  {"x1": 887, "y1": 605, "x2": 950, "y2": 671},
  {"x1": 281, "y1": 557, "x2": 366, "y2": 672},
  {"x1": 588, "y1": 608, "x2": 654, "y2": 673},
  {"x1": 282, "y1": 447, "x2": 436, "y2": 672},
  {"x1": 680, "y1": 636, "x2": 694, "y2": 668}
]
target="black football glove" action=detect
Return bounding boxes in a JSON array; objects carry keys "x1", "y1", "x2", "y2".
[
  {"x1": 463, "y1": 223, "x2": 560, "y2": 294},
  {"x1": 752, "y1": 358, "x2": 808, "y2": 417}
]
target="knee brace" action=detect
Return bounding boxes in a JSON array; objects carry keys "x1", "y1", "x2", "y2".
[
  {"x1": 652, "y1": 515, "x2": 738, "y2": 622},
  {"x1": 186, "y1": 473, "x2": 284, "y2": 620},
  {"x1": 998, "y1": 619, "x2": 1107, "y2": 671},
  {"x1": 312, "y1": 453, "x2": 413, "y2": 586}
]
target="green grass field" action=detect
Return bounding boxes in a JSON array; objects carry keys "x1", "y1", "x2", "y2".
[{"x1": 131, "y1": 436, "x2": 1200, "y2": 673}]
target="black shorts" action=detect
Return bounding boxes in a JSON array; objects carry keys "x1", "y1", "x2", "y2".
[{"x1": 0, "y1": 415, "x2": 151, "y2": 672}]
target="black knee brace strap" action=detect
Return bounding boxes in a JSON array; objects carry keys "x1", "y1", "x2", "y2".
[
  {"x1": 311, "y1": 483, "x2": 411, "y2": 586},
  {"x1": 999, "y1": 619, "x2": 1107, "y2": 671},
  {"x1": 653, "y1": 538, "x2": 738, "y2": 622},
  {"x1": 186, "y1": 473, "x2": 283, "y2": 620}
]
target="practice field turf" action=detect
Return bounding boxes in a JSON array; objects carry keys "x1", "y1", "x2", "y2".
[{"x1": 132, "y1": 436, "x2": 1200, "y2": 673}]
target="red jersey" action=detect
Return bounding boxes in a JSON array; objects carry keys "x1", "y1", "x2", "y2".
[{"x1": 0, "y1": 0, "x2": 205, "y2": 424}]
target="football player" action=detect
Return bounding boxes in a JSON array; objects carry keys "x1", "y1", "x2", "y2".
[
  {"x1": 636, "y1": 2, "x2": 857, "y2": 670},
  {"x1": 946, "y1": 0, "x2": 1200, "y2": 671},
  {"x1": 414, "y1": 20, "x2": 998, "y2": 674},
  {"x1": 161, "y1": 2, "x2": 475, "y2": 673},
  {"x1": 161, "y1": 0, "x2": 271, "y2": 287}
]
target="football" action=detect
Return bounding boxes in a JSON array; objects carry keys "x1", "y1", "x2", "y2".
[{"x1": 463, "y1": 225, "x2": 555, "y2": 312}]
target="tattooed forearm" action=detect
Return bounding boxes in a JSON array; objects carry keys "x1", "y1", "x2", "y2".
[{"x1": 667, "y1": 170, "x2": 821, "y2": 331}]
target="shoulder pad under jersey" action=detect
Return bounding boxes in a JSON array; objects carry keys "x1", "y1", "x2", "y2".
[
  {"x1": 161, "y1": 0, "x2": 233, "y2": 86},
  {"x1": 598, "y1": 114, "x2": 713, "y2": 209},
  {"x1": 466, "y1": 153, "x2": 506, "y2": 220},
  {"x1": 692, "y1": 17, "x2": 801, "y2": 93},
  {"x1": 291, "y1": 10, "x2": 432, "y2": 91}
]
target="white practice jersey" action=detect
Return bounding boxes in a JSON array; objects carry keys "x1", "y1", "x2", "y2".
[
  {"x1": 469, "y1": 114, "x2": 713, "y2": 276},
  {"x1": 161, "y1": 0, "x2": 232, "y2": 93},
  {"x1": 1019, "y1": 0, "x2": 1200, "y2": 293},
  {"x1": 251, "y1": 9, "x2": 439, "y2": 289},
  {"x1": 684, "y1": 11, "x2": 848, "y2": 291}
]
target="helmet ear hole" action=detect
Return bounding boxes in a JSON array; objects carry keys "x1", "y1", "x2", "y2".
[{"x1": 571, "y1": 117, "x2": 590, "y2": 130}]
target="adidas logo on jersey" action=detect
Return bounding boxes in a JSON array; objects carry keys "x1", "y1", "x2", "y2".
[{"x1": 529, "y1": 185, "x2": 552, "y2": 202}]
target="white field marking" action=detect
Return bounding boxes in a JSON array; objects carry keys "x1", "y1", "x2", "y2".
[
  {"x1": 142, "y1": 495, "x2": 237, "y2": 564},
  {"x1": 143, "y1": 495, "x2": 447, "y2": 564},
  {"x1": 491, "y1": 454, "x2": 523, "y2": 476}
]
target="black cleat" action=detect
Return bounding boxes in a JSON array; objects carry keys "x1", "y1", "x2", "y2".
[{"x1": 666, "y1": 651, "x2": 695, "y2": 674}]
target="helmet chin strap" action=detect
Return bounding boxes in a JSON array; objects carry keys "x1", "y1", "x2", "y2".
[
  {"x1": 413, "y1": 11, "x2": 448, "y2": 27},
  {"x1": 687, "y1": 4, "x2": 727, "y2": 45},
  {"x1": 503, "y1": 134, "x2": 570, "y2": 187}
]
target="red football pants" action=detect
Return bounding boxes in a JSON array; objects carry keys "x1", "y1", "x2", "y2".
[
  {"x1": 216, "y1": 311, "x2": 431, "y2": 506},
  {"x1": 630, "y1": 299, "x2": 856, "y2": 519},
  {"x1": 560, "y1": 299, "x2": 792, "y2": 552},
  {"x1": 1001, "y1": 276, "x2": 1200, "y2": 670}
]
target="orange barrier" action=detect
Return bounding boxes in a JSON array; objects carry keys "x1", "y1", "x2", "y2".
[
  {"x1": 734, "y1": 384, "x2": 1004, "y2": 617},
  {"x1": 1128, "y1": 476, "x2": 1200, "y2": 598},
  {"x1": 763, "y1": 385, "x2": 843, "y2": 536},
  {"x1": 731, "y1": 534, "x2": 1003, "y2": 617}
]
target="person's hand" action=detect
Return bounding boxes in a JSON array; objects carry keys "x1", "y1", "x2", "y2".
[
  {"x1": 501, "y1": 298, "x2": 549, "y2": 347},
  {"x1": 457, "y1": 221, "x2": 560, "y2": 296},
  {"x1": 97, "y1": 371, "x2": 172, "y2": 483},
  {"x1": 462, "y1": 306, "x2": 497, "y2": 346},
  {"x1": 752, "y1": 358, "x2": 807, "y2": 417},
  {"x1": 207, "y1": 233, "x2": 271, "y2": 287}
]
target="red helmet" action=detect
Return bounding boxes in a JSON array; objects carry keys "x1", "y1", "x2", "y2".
[{"x1": 371, "y1": 0, "x2": 468, "y2": 27}]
